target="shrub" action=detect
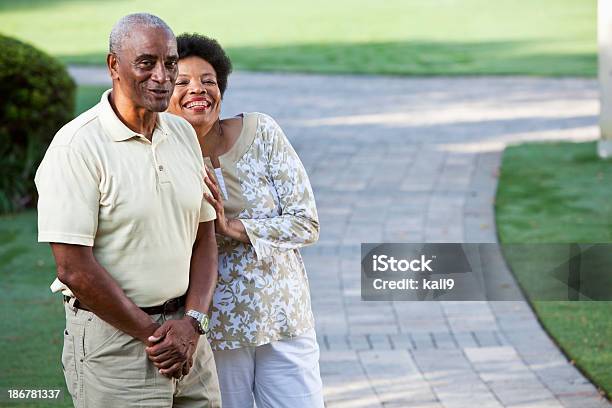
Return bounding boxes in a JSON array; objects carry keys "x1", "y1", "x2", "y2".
[{"x1": 0, "y1": 33, "x2": 75, "y2": 214}]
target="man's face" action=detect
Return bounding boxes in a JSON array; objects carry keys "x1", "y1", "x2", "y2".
[{"x1": 111, "y1": 26, "x2": 178, "y2": 112}]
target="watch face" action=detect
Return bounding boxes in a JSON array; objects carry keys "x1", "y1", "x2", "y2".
[{"x1": 200, "y1": 315, "x2": 209, "y2": 333}]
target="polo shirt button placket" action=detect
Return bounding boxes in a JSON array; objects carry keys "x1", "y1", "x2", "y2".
[
  {"x1": 152, "y1": 144, "x2": 170, "y2": 185},
  {"x1": 158, "y1": 164, "x2": 170, "y2": 183}
]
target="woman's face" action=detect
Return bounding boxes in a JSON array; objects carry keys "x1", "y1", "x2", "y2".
[{"x1": 168, "y1": 56, "x2": 222, "y2": 130}]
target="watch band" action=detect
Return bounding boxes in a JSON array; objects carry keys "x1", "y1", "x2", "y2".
[{"x1": 185, "y1": 309, "x2": 209, "y2": 335}]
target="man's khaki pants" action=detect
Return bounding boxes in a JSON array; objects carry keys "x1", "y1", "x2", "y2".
[{"x1": 62, "y1": 302, "x2": 221, "y2": 407}]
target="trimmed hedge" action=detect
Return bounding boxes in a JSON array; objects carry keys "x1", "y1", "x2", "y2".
[{"x1": 0, "y1": 34, "x2": 75, "y2": 214}]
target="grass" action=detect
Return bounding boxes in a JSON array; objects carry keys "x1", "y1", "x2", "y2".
[
  {"x1": 0, "y1": 0, "x2": 596, "y2": 76},
  {"x1": 75, "y1": 86, "x2": 107, "y2": 115},
  {"x1": 0, "y1": 211, "x2": 72, "y2": 408},
  {"x1": 496, "y1": 141, "x2": 612, "y2": 399}
]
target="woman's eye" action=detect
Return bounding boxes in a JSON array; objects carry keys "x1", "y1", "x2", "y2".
[{"x1": 175, "y1": 81, "x2": 188, "y2": 86}]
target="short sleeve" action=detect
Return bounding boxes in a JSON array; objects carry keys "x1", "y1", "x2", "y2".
[
  {"x1": 35, "y1": 146, "x2": 100, "y2": 246},
  {"x1": 199, "y1": 181, "x2": 217, "y2": 223},
  {"x1": 179, "y1": 117, "x2": 217, "y2": 224}
]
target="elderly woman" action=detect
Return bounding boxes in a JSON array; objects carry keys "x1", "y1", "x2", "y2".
[{"x1": 167, "y1": 33, "x2": 324, "y2": 408}]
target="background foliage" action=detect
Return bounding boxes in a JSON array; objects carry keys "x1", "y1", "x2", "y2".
[{"x1": 0, "y1": 34, "x2": 75, "y2": 214}]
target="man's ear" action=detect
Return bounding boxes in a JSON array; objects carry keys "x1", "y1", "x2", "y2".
[{"x1": 107, "y1": 53, "x2": 120, "y2": 81}]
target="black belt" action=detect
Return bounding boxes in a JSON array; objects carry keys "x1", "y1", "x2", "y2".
[{"x1": 64, "y1": 295, "x2": 186, "y2": 315}]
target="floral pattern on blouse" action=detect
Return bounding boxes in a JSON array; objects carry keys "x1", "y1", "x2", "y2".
[{"x1": 207, "y1": 112, "x2": 319, "y2": 350}]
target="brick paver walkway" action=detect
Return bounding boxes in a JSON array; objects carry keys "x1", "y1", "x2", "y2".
[{"x1": 70, "y1": 67, "x2": 609, "y2": 407}]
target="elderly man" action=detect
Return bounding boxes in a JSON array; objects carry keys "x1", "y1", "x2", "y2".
[{"x1": 35, "y1": 13, "x2": 221, "y2": 407}]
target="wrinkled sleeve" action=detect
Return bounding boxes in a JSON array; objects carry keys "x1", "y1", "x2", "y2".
[
  {"x1": 35, "y1": 145, "x2": 100, "y2": 246},
  {"x1": 183, "y1": 120, "x2": 217, "y2": 224},
  {"x1": 240, "y1": 118, "x2": 319, "y2": 260},
  {"x1": 200, "y1": 180, "x2": 217, "y2": 223}
]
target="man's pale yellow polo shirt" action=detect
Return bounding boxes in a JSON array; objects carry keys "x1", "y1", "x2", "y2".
[{"x1": 35, "y1": 90, "x2": 216, "y2": 307}]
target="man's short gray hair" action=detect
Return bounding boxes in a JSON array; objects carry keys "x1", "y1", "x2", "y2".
[{"x1": 109, "y1": 13, "x2": 174, "y2": 54}]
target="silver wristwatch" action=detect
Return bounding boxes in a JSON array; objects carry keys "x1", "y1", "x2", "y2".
[{"x1": 185, "y1": 309, "x2": 210, "y2": 335}]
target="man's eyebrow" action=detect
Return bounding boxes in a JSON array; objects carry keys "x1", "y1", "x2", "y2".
[{"x1": 134, "y1": 54, "x2": 158, "y2": 61}]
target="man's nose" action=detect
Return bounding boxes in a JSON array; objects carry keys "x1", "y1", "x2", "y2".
[{"x1": 151, "y1": 62, "x2": 170, "y2": 83}]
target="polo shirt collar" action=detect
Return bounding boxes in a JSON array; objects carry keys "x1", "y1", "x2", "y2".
[{"x1": 98, "y1": 89, "x2": 170, "y2": 143}]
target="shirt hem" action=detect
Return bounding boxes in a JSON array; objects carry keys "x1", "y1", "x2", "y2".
[
  {"x1": 38, "y1": 232, "x2": 94, "y2": 246},
  {"x1": 199, "y1": 213, "x2": 217, "y2": 223},
  {"x1": 209, "y1": 324, "x2": 316, "y2": 351}
]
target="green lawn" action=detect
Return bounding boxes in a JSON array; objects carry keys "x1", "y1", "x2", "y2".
[
  {"x1": 0, "y1": 0, "x2": 596, "y2": 76},
  {"x1": 496, "y1": 141, "x2": 612, "y2": 399},
  {"x1": 0, "y1": 210, "x2": 72, "y2": 408},
  {"x1": 75, "y1": 86, "x2": 107, "y2": 115}
]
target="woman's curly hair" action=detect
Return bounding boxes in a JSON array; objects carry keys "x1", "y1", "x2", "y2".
[{"x1": 176, "y1": 33, "x2": 233, "y2": 97}]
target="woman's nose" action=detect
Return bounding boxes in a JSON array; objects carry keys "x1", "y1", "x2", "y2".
[{"x1": 189, "y1": 83, "x2": 207, "y2": 94}]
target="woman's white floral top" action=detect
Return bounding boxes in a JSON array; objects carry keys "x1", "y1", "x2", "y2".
[{"x1": 203, "y1": 112, "x2": 319, "y2": 350}]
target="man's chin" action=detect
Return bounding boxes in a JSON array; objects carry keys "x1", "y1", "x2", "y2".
[{"x1": 146, "y1": 100, "x2": 170, "y2": 113}]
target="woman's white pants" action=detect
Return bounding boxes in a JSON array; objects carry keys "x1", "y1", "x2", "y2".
[{"x1": 212, "y1": 329, "x2": 325, "y2": 408}]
